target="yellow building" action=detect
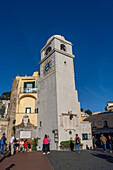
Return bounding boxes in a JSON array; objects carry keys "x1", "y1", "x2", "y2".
[
  {"x1": 8, "y1": 72, "x2": 39, "y2": 139},
  {"x1": 84, "y1": 111, "x2": 113, "y2": 136}
]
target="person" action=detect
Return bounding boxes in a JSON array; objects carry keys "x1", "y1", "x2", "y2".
[
  {"x1": 92, "y1": 135, "x2": 97, "y2": 150},
  {"x1": 108, "y1": 135, "x2": 112, "y2": 153},
  {"x1": 74, "y1": 134, "x2": 81, "y2": 153},
  {"x1": 47, "y1": 135, "x2": 51, "y2": 154},
  {"x1": 19, "y1": 139, "x2": 24, "y2": 152},
  {"x1": 0, "y1": 133, "x2": 6, "y2": 156},
  {"x1": 27, "y1": 142, "x2": 32, "y2": 152},
  {"x1": 10, "y1": 134, "x2": 15, "y2": 156},
  {"x1": 70, "y1": 137, "x2": 74, "y2": 151},
  {"x1": 24, "y1": 140, "x2": 29, "y2": 151},
  {"x1": 43, "y1": 134, "x2": 49, "y2": 154},
  {"x1": 100, "y1": 134, "x2": 107, "y2": 152}
]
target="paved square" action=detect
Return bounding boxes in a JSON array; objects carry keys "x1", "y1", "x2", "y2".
[
  {"x1": 47, "y1": 150, "x2": 113, "y2": 170},
  {"x1": 0, "y1": 150, "x2": 113, "y2": 170}
]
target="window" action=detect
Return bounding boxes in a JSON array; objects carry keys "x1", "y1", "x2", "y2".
[
  {"x1": 60, "y1": 44, "x2": 66, "y2": 51},
  {"x1": 24, "y1": 82, "x2": 35, "y2": 89},
  {"x1": 92, "y1": 121, "x2": 96, "y2": 127},
  {"x1": 69, "y1": 131, "x2": 72, "y2": 135},
  {"x1": 45, "y1": 47, "x2": 51, "y2": 55},
  {"x1": 25, "y1": 107, "x2": 31, "y2": 113},
  {"x1": 40, "y1": 121, "x2": 42, "y2": 127},
  {"x1": 35, "y1": 108, "x2": 38, "y2": 113},
  {"x1": 103, "y1": 120, "x2": 108, "y2": 127},
  {"x1": 97, "y1": 121, "x2": 102, "y2": 125},
  {"x1": 82, "y1": 134, "x2": 88, "y2": 140}
]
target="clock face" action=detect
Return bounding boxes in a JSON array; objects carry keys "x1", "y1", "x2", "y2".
[{"x1": 43, "y1": 57, "x2": 52, "y2": 77}]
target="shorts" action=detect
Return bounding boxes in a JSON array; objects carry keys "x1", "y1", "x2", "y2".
[{"x1": 19, "y1": 146, "x2": 24, "y2": 149}]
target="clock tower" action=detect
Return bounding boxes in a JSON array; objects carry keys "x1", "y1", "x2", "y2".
[{"x1": 37, "y1": 35, "x2": 92, "y2": 150}]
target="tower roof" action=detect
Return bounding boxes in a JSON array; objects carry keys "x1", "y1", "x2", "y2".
[{"x1": 46, "y1": 35, "x2": 65, "y2": 44}]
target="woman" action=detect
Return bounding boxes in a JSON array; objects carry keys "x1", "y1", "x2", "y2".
[
  {"x1": 19, "y1": 139, "x2": 24, "y2": 152},
  {"x1": 43, "y1": 134, "x2": 49, "y2": 154},
  {"x1": 24, "y1": 140, "x2": 29, "y2": 151}
]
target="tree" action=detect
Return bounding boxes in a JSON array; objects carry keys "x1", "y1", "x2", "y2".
[
  {"x1": 85, "y1": 109, "x2": 92, "y2": 115},
  {"x1": 0, "y1": 91, "x2": 11, "y2": 100}
]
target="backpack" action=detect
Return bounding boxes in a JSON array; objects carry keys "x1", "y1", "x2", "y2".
[
  {"x1": 0, "y1": 137, "x2": 4, "y2": 146},
  {"x1": 76, "y1": 137, "x2": 80, "y2": 144}
]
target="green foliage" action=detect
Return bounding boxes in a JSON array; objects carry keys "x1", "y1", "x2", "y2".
[
  {"x1": 0, "y1": 91, "x2": 11, "y2": 100},
  {"x1": 33, "y1": 137, "x2": 40, "y2": 151},
  {"x1": 60, "y1": 140, "x2": 74, "y2": 146},
  {"x1": 85, "y1": 109, "x2": 92, "y2": 115}
]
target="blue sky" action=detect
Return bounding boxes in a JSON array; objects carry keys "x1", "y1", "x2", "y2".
[{"x1": 0, "y1": 0, "x2": 113, "y2": 112}]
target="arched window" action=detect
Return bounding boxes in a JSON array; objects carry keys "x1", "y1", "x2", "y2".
[
  {"x1": 60, "y1": 44, "x2": 66, "y2": 51},
  {"x1": 45, "y1": 46, "x2": 51, "y2": 55}
]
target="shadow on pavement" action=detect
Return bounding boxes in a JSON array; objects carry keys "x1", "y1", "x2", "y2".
[
  {"x1": 5, "y1": 164, "x2": 15, "y2": 170},
  {"x1": 0, "y1": 152, "x2": 10, "y2": 163},
  {"x1": 91, "y1": 153, "x2": 113, "y2": 163}
]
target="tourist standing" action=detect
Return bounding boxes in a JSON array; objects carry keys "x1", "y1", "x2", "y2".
[
  {"x1": 100, "y1": 134, "x2": 107, "y2": 152},
  {"x1": 0, "y1": 133, "x2": 6, "y2": 156},
  {"x1": 92, "y1": 135, "x2": 97, "y2": 150},
  {"x1": 74, "y1": 134, "x2": 81, "y2": 153},
  {"x1": 43, "y1": 134, "x2": 49, "y2": 154},
  {"x1": 10, "y1": 134, "x2": 15, "y2": 156},
  {"x1": 70, "y1": 137, "x2": 74, "y2": 151},
  {"x1": 108, "y1": 135, "x2": 112, "y2": 153}
]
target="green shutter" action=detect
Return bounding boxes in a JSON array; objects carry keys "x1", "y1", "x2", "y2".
[
  {"x1": 24, "y1": 82, "x2": 27, "y2": 88},
  {"x1": 32, "y1": 81, "x2": 35, "y2": 88}
]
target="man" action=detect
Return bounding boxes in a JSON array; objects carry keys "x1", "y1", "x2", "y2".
[
  {"x1": 108, "y1": 135, "x2": 112, "y2": 153},
  {"x1": 74, "y1": 134, "x2": 81, "y2": 153},
  {"x1": 92, "y1": 135, "x2": 97, "y2": 150},
  {"x1": 0, "y1": 133, "x2": 6, "y2": 156},
  {"x1": 10, "y1": 134, "x2": 15, "y2": 156},
  {"x1": 100, "y1": 134, "x2": 107, "y2": 152}
]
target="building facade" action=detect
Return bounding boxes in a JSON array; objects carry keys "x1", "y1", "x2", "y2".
[
  {"x1": 84, "y1": 112, "x2": 113, "y2": 136},
  {"x1": 36, "y1": 35, "x2": 92, "y2": 150},
  {"x1": 7, "y1": 72, "x2": 39, "y2": 141}
]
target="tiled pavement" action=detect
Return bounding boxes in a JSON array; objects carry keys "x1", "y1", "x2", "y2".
[
  {"x1": 0, "y1": 150, "x2": 113, "y2": 170},
  {"x1": 0, "y1": 152, "x2": 53, "y2": 170}
]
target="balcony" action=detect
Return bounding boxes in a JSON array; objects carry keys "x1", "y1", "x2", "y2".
[{"x1": 20, "y1": 88, "x2": 38, "y2": 93}]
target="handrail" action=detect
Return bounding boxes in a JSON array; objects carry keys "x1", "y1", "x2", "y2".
[
  {"x1": 16, "y1": 112, "x2": 38, "y2": 114},
  {"x1": 20, "y1": 88, "x2": 38, "y2": 93}
]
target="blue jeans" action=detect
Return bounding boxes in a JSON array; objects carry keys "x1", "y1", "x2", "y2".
[
  {"x1": 1, "y1": 145, "x2": 4, "y2": 156},
  {"x1": 75, "y1": 144, "x2": 79, "y2": 152},
  {"x1": 104, "y1": 144, "x2": 106, "y2": 151},
  {"x1": 109, "y1": 144, "x2": 112, "y2": 151}
]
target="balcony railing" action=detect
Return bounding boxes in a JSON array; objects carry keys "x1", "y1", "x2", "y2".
[{"x1": 20, "y1": 88, "x2": 38, "y2": 93}]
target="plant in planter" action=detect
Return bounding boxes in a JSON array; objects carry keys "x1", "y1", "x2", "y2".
[
  {"x1": 33, "y1": 137, "x2": 40, "y2": 151},
  {"x1": 60, "y1": 140, "x2": 83, "y2": 151}
]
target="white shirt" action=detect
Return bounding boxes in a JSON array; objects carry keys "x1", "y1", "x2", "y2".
[
  {"x1": 20, "y1": 141, "x2": 24, "y2": 146},
  {"x1": 10, "y1": 136, "x2": 15, "y2": 144}
]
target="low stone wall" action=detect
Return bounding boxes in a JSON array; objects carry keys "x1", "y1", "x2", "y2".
[{"x1": 60, "y1": 144, "x2": 83, "y2": 151}]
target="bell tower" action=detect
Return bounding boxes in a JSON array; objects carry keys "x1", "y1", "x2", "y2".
[{"x1": 37, "y1": 35, "x2": 92, "y2": 150}]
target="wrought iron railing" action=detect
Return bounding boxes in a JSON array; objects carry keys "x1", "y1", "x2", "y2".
[{"x1": 20, "y1": 88, "x2": 38, "y2": 93}]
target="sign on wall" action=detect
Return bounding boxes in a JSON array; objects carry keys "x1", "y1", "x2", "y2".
[{"x1": 20, "y1": 131, "x2": 31, "y2": 138}]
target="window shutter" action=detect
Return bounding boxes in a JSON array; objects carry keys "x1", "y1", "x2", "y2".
[
  {"x1": 24, "y1": 82, "x2": 27, "y2": 88},
  {"x1": 32, "y1": 81, "x2": 35, "y2": 88}
]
